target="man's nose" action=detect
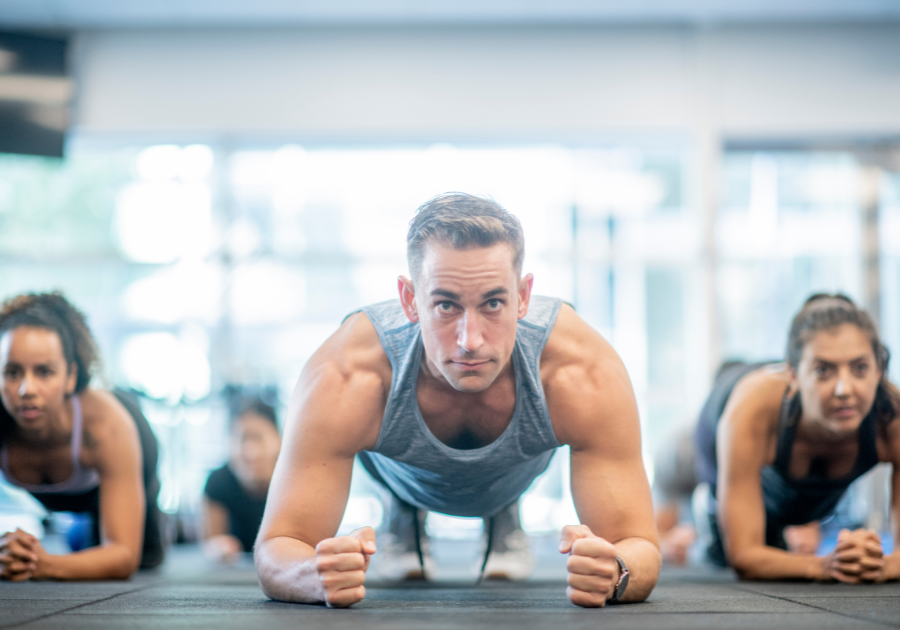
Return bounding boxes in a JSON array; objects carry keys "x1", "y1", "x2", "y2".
[{"x1": 457, "y1": 311, "x2": 484, "y2": 353}]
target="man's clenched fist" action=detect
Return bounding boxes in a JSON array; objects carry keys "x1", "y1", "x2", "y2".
[
  {"x1": 314, "y1": 527, "x2": 376, "y2": 607},
  {"x1": 559, "y1": 525, "x2": 620, "y2": 607}
]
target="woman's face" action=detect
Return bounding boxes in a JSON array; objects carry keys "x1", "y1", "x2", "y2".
[
  {"x1": 229, "y1": 412, "x2": 281, "y2": 488},
  {"x1": 791, "y1": 323, "x2": 882, "y2": 437},
  {"x1": 0, "y1": 326, "x2": 76, "y2": 433}
]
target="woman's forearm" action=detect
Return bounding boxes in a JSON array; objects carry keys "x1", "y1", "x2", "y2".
[
  {"x1": 730, "y1": 545, "x2": 824, "y2": 581},
  {"x1": 36, "y1": 543, "x2": 139, "y2": 581},
  {"x1": 883, "y1": 551, "x2": 900, "y2": 581}
]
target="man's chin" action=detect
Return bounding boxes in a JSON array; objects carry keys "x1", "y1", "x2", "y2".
[{"x1": 446, "y1": 373, "x2": 495, "y2": 394}]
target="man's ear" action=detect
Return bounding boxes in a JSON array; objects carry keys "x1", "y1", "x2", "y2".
[
  {"x1": 65, "y1": 362, "x2": 78, "y2": 396},
  {"x1": 398, "y1": 276, "x2": 419, "y2": 323},
  {"x1": 517, "y1": 273, "x2": 534, "y2": 320}
]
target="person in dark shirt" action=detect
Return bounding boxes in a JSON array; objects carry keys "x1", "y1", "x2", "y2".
[{"x1": 202, "y1": 399, "x2": 281, "y2": 562}]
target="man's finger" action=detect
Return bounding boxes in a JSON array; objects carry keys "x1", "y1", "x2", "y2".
[
  {"x1": 317, "y1": 552, "x2": 368, "y2": 573},
  {"x1": 566, "y1": 585, "x2": 608, "y2": 608},
  {"x1": 325, "y1": 585, "x2": 366, "y2": 609},
  {"x1": 351, "y1": 527, "x2": 377, "y2": 556},
  {"x1": 566, "y1": 553, "x2": 617, "y2": 578},
  {"x1": 559, "y1": 525, "x2": 593, "y2": 554},
  {"x1": 316, "y1": 536, "x2": 364, "y2": 556}
]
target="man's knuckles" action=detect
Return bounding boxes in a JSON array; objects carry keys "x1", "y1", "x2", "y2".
[
  {"x1": 316, "y1": 536, "x2": 363, "y2": 556},
  {"x1": 316, "y1": 552, "x2": 366, "y2": 573},
  {"x1": 567, "y1": 572, "x2": 613, "y2": 595},
  {"x1": 566, "y1": 553, "x2": 616, "y2": 577},
  {"x1": 320, "y1": 569, "x2": 365, "y2": 591}
]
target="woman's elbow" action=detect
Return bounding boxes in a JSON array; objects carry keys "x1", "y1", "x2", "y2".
[
  {"x1": 109, "y1": 548, "x2": 141, "y2": 580},
  {"x1": 729, "y1": 550, "x2": 763, "y2": 580}
]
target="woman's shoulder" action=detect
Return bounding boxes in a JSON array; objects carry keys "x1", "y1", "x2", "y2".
[
  {"x1": 723, "y1": 367, "x2": 789, "y2": 431},
  {"x1": 76, "y1": 389, "x2": 139, "y2": 452}
]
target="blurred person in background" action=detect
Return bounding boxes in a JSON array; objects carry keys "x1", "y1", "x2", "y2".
[
  {"x1": 202, "y1": 399, "x2": 281, "y2": 563},
  {"x1": 695, "y1": 294, "x2": 900, "y2": 582},
  {"x1": 652, "y1": 423, "x2": 698, "y2": 565},
  {"x1": 0, "y1": 292, "x2": 164, "y2": 581}
]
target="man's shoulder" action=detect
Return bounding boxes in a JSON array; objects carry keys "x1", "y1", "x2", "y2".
[
  {"x1": 315, "y1": 310, "x2": 393, "y2": 380},
  {"x1": 287, "y1": 310, "x2": 391, "y2": 454},
  {"x1": 542, "y1": 303, "x2": 628, "y2": 386},
  {"x1": 541, "y1": 304, "x2": 637, "y2": 445}
]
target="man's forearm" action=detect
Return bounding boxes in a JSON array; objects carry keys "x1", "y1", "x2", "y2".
[
  {"x1": 255, "y1": 536, "x2": 324, "y2": 603},
  {"x1": 613, "y1": 537, "x2": 661, "y2": 603}
]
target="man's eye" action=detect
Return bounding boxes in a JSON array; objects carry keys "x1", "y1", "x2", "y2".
[
  {"x1": 437, "y1": 302, "x2": 454, "y2": 312},
  {"x1": 814, "y1": 365, "x2": 833, "y2": 377},
  {"x1": 485, "y1": 299, "x2": 502, "y2": 310}
]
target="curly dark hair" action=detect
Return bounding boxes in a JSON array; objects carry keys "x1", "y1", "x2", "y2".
[{"x1": 0, "y1": 292, "x2": 100, "y2": 439}]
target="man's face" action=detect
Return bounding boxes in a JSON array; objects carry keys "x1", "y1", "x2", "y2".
[{"x1": 399, "y1": 241, "x2": 532, "y2": 393}]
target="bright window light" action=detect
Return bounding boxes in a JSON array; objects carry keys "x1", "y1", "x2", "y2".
[{"x1": 114, "y1": 181, "x2": 212, "y2": 263}]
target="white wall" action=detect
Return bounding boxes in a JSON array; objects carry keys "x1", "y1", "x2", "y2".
[{"x1": 73, "y1": 23, "x2": 900, "y2": 140}]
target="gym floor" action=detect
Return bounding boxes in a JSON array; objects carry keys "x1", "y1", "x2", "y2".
[{"x1": 2, "y1": 537, "x2": 899, "y2": 630}]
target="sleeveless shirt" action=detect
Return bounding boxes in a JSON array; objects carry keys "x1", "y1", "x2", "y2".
[
  {"x1": 695, "y1": 362, "x2": 881, "y2": 528},
  {"x1": 0, "y1": 396, "x2": 101, "y2": 495},
  {"x1": 357, "y1": 296, "x2": 563, "y2": 518}
]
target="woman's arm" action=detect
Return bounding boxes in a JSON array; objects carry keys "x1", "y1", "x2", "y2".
[
  {"x1": 717, "y1": 374, "x2": 830, "y2": 581},
  {"x1": 202, "y1": 497, "x2": 243, "y2": 562},
  {"x1": 33, "y1": 391, "x2": 145, "y2": 580}
]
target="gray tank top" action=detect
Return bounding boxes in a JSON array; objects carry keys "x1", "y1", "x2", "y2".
[{"x1": 357, "y1": 295, "x2": 562, "y2": 518}]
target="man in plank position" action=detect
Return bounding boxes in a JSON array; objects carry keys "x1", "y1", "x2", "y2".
[{"x1": 255, "y1": 193, "x2": 660, "y2": 608}]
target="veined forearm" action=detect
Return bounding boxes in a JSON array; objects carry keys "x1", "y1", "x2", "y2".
[
  {"x1": 39, "y1": 544, "x2": 139, "y2": 580},
  {"x1": 613, "y1": 537, "x2": 660, "y2": 602},
  {"x1": 255, "y1": 536, "x2": 325, "y2": 603}
]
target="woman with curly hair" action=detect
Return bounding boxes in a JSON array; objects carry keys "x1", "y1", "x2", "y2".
[
  {"x1": 695, "y1": 294, "x2": 900, "y2": 582},
  {"x1": 0, "y1": 292, "x2": 164, "y2": 580}
]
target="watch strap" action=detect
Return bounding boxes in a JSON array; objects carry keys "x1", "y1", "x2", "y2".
[{"x1": 609, "y1": 555, "x2": 629, "y2": 603}]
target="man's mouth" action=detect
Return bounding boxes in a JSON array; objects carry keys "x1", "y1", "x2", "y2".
[{"x1": 453, "y1": 360, "x2": 490, "y2": 371}]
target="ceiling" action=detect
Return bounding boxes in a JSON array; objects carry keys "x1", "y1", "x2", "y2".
[{"x1": 1, "y1": 0, "x2": 900, "y2": 29}]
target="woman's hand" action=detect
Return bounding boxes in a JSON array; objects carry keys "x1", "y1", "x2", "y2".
[
  {"x1": 0, "y1": 529, "x2": 38, "y2": 581},
  {"x1": 204, "y1": 534, "x2": 244, "y2": 564},
  {"x1": 821, "y1": 529, "x2": 884, "y2": 583}
]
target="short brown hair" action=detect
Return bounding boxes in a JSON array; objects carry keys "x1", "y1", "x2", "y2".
[{"x1": 406, "y1": 193, "x2": 524, "y2": 280}]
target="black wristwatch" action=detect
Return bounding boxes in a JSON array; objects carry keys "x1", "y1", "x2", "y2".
[{"x1": 609, "y1": 555, "x2": 629, "y2": 603}]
